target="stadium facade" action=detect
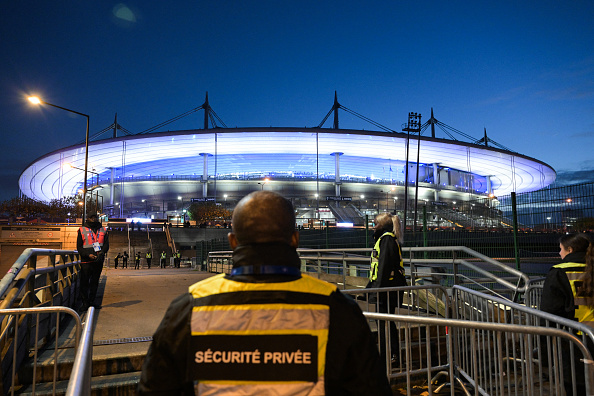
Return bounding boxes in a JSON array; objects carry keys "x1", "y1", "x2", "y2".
[{"x1": 18, "y1": 97, "x2": 556, "y2": 226}]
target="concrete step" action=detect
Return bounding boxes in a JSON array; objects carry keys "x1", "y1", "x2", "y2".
[
  {"x1": 14, "y1": 371, "x2": 140, "y2": 396},
  {"x1": 14, "y1": 348, "x2": 146, "y2": 394}
]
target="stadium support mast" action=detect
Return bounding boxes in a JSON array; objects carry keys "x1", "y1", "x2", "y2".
[
  {"x1": 333, "y1": 91, "x2": 339, "y2": 129},
  {"x1": 429, "y1": 108, "x2": 437, "y2": 138},
  {"x1": 113, "y1": 113, "x2": 118, "y2": 138},
  {"x1": 203, "y1": 92, "x2": 210, "y2": 130}
]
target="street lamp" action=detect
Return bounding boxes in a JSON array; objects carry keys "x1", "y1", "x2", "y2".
[
  {"x1": 29, "y1": 96, "x2": 90, "y2": 225},
  {"x1": 257, "y1": 178, "x2": 270, "y2": 190}
]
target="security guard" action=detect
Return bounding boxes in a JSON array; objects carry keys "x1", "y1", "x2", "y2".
[
  {"x1": 541, "y1": 233, "x2": 594, "y2": 327},
  {"x1": 139, "y1": 191, "x2": 391, "y2": 395},
  {"x1": 369, "y1": 213, "x2": 407, "y2": 369},
  {"x1": 160, "y1": 251, "x2": 167, "y2": 268},
  {"x1": 146, "y1": 251, "x2": 152, "y2": 269},
  {"x1": 541, "y1": 233, "x2": 594, "y2": 396},
  {"x1": 77, "y1": 213, "x2": 109, "y2": 310}
]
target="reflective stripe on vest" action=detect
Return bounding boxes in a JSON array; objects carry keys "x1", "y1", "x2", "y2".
[
  {"x1": 369, "y1": 232, "x2": 403, "y2": 282},
  {"x1": 79, "y1": 227, "x2": 106, "y2": 249},
  {"x1": 553, "y1": 262, "x2": 594, "y2": 330},
  {"x1": 188, "y1": 273, "x2": 335, "y2": 395}
]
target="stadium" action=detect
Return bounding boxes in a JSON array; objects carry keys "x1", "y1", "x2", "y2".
[{"x1": 19, "y1": 95, "x2": 556, "y2": 227}]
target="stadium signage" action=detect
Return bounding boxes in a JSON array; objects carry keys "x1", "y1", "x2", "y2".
[
  {"x1": 191, "y1": 198, "x2": 216, "y2": 202},
  {"x1": 1, "y1": 227, "x2": 61, "y2": 240},
  {"x1": 325, "y1": 196, "x2": 352, "y2": 201}
]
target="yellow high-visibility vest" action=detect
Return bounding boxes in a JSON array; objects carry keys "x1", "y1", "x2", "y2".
[
  {"x1": 188, "y1": 272, "x2": 335, "y2": 395},
  {"x1": 553, "y1": 262, "x2": 594, "y2": 329}
]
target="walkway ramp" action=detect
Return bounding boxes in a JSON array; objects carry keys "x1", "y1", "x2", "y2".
[{"x1": 15, "y1": 268, "x2": 213, "y2": 395}]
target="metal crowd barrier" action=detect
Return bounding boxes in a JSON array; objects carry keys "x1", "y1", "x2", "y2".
[
  {"x1": 66, "y1": 307, "x2": 97, "y2": 396},
  {"x1": 365, "y1": 312, "x2": 594, "y2": 396},
  {"x1": 452, "y1": 285, "x2": 594, "y2": 396},
  {"x1": 524, "y1": 278, "x2": 545, "y2": 310},
  {"x1": 0, "y1": 248, "x2": 83, "y2": 395},
  {"x1": 207, "y1": 246, "x2": 531, "y2": 298},
  {"x1": 0, "y1": 307, "x2": 82, "y2": 395},
  {"x1": 343, "y1": 285, "x2": 451, "y2": 385}
]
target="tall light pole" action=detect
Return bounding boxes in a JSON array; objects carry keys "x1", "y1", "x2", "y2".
[
  {"x1": 258, "y1": 178, "x2": 270, "y2": 190},
  {"x1": 29, "y1": 96, "x2": 90, "y2": 225},
  {"x1": 402, "y1": 112, "x2": 422, "y2": 234}
]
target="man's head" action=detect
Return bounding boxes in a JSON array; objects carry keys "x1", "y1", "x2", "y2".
[
  {"x1": 228, "y1": 191, "x2": 298, "y2": 249},
  {"x1": 88, "y1": 213, "x2": 98, "y2": 222}
]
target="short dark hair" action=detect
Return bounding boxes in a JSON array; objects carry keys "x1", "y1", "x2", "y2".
[{"x1": 232, "y1": 191, "x2": 295, "y2": 245}]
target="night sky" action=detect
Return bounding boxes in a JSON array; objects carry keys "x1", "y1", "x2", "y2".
[{"x1": 1, "y1": 1, "x2": 593, "y2": 201}]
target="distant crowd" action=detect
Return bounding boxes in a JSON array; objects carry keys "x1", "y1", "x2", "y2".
[{"x1": 112, "y1": 250, "x2": 185, "y2": 269}]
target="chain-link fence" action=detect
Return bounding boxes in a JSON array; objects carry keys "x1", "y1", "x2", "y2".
[{"x1": 196, "y1": 182, "x2": 594, "y2": 275}]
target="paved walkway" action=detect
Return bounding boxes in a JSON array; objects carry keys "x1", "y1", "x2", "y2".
[{"x1": 90, "y1": 267, "x2": 214, "y2": 359}]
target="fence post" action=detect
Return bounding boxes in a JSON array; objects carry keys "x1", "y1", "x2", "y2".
[
  {"x1": 511, "y1": 192, "x2": 521, "y2": 271},
  {"x1": 365, "y1": 214, "x2": 369, "y2": 249},
  {"x1": 422, "y1": 206, "x2": 428, "y2": 259}
]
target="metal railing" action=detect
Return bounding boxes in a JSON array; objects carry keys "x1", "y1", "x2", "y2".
[
  {"x1": 524, "y1": 278, "x2": 545, "y2": 310},
  {"x1": 207, "y1": 246, "x2": 531, "y2": 298},
  {"x1": 344, "y1": 285, "x2": 451, "y2": 382},
  {"x1": 0, "y1": 307, "x2": 82, "y2": 395},
  {"x1": 0, "y1": 248, "x2": 85, "y2": 395},
  {"x1": 65, "y1": 307, "x2": 97, "y2": 396},
  {"x1": 365, "y1": 312, "x2": 594, "y2": 396},
  {"x1": 452, "y1": 285, "x2": 594, "y2": 396}
]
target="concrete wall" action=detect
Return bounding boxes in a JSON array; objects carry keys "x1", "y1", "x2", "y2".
[{"x1": 0, "y1": 225, "x2": 79, "y2": 274}]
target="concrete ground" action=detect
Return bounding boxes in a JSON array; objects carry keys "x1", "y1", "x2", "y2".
[{"x1": 90, "y1": 267, "x2": 214, "y2": 358}]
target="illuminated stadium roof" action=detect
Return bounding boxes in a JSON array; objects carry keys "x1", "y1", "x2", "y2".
[{"x1": 19, "y1": 127, "x2": 556, "y2": 203}]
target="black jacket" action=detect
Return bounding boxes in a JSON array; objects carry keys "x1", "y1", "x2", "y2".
[
  {"x1": 372, "y1": 227, "x2": 406, "y2": 288},
  {"x1": 541, "y1": 251, "x2": 587, "y2": 321},
  {"x1": 138, "y1": 243, "x2": 392, "y2": 395}
]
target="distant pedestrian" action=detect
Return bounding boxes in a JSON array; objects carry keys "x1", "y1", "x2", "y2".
[
  {"x1": 122, "y1": 251, "x2": 129, "y2": 268},
  {"x1": 135, "y1": 252, "x2": 141, "y2": 269},
  {"x1": 114, "y1": 252, "x2": 122, "y2": 269},
  {"x1": 174, "y1": 252, "x2": 181, "y2": 268},
  {"x1": 160, "y1": 251, "x2": 167, "y2": 268},
  {"x1": 146, "y1": 251, "x2": 152, "y2": 269}
]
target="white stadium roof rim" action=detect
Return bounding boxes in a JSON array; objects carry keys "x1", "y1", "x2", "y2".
[{"x1": 19, "y1": 127, "x2": 556, "y2": 202}]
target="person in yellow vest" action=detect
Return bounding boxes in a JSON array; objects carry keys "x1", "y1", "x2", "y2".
[
  {"x1": 541, "y1": 233, "x2": 594, "y2": 396},
  {"x1": 77, "y1": 213, "x2": 109, "y2": 311},
  {"x1": 160, "y1": 251, "x2": 167, "y2": 268},
  {"x1": 138, "y1": 191, "x2": 391, "y2": 395},
  {"x1": 146, "y1": 251, "x2": 152, "y2": 269},
  {"x1": 369, "y1": 212, "x2": 407, "y2": 369}
]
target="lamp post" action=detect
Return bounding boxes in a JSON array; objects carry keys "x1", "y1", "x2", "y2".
[
  {"x1": 257, "y1": 178, "x2": 270, "y2": 190},
  {"x1": 402, "y1": 112, "x2": 422, "y2": 233},
  {"x1": 29, "y1": 96, "x2": 90, "y2": 225}
]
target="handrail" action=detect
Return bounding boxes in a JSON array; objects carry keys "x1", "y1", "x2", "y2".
[
  {"x1": 0, "y1": 248, "x2": 80, "y2": 301},
  {"x1": 0, "y1": 306, "x2": 82, "y2": 395},
  {"x1": 66, "y1": 307, "x2": 97, "y2": 396},
  {"x1": 364, "y1": 311, "x2": 594, "y2": 393},
  {"x1": 207, "y1": 245, "x2": 531, "y2": 297},
  {"x1": 452, "y1": 284, "x2": 594, "y2": 342},
  {"x1": 165, "y1": 226, "x2": 177, "y2": 254}
]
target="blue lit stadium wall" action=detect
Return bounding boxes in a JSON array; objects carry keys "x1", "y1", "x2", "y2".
[{"x1": 19, "y1": 127, "x2": 556, "y2": 219}]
